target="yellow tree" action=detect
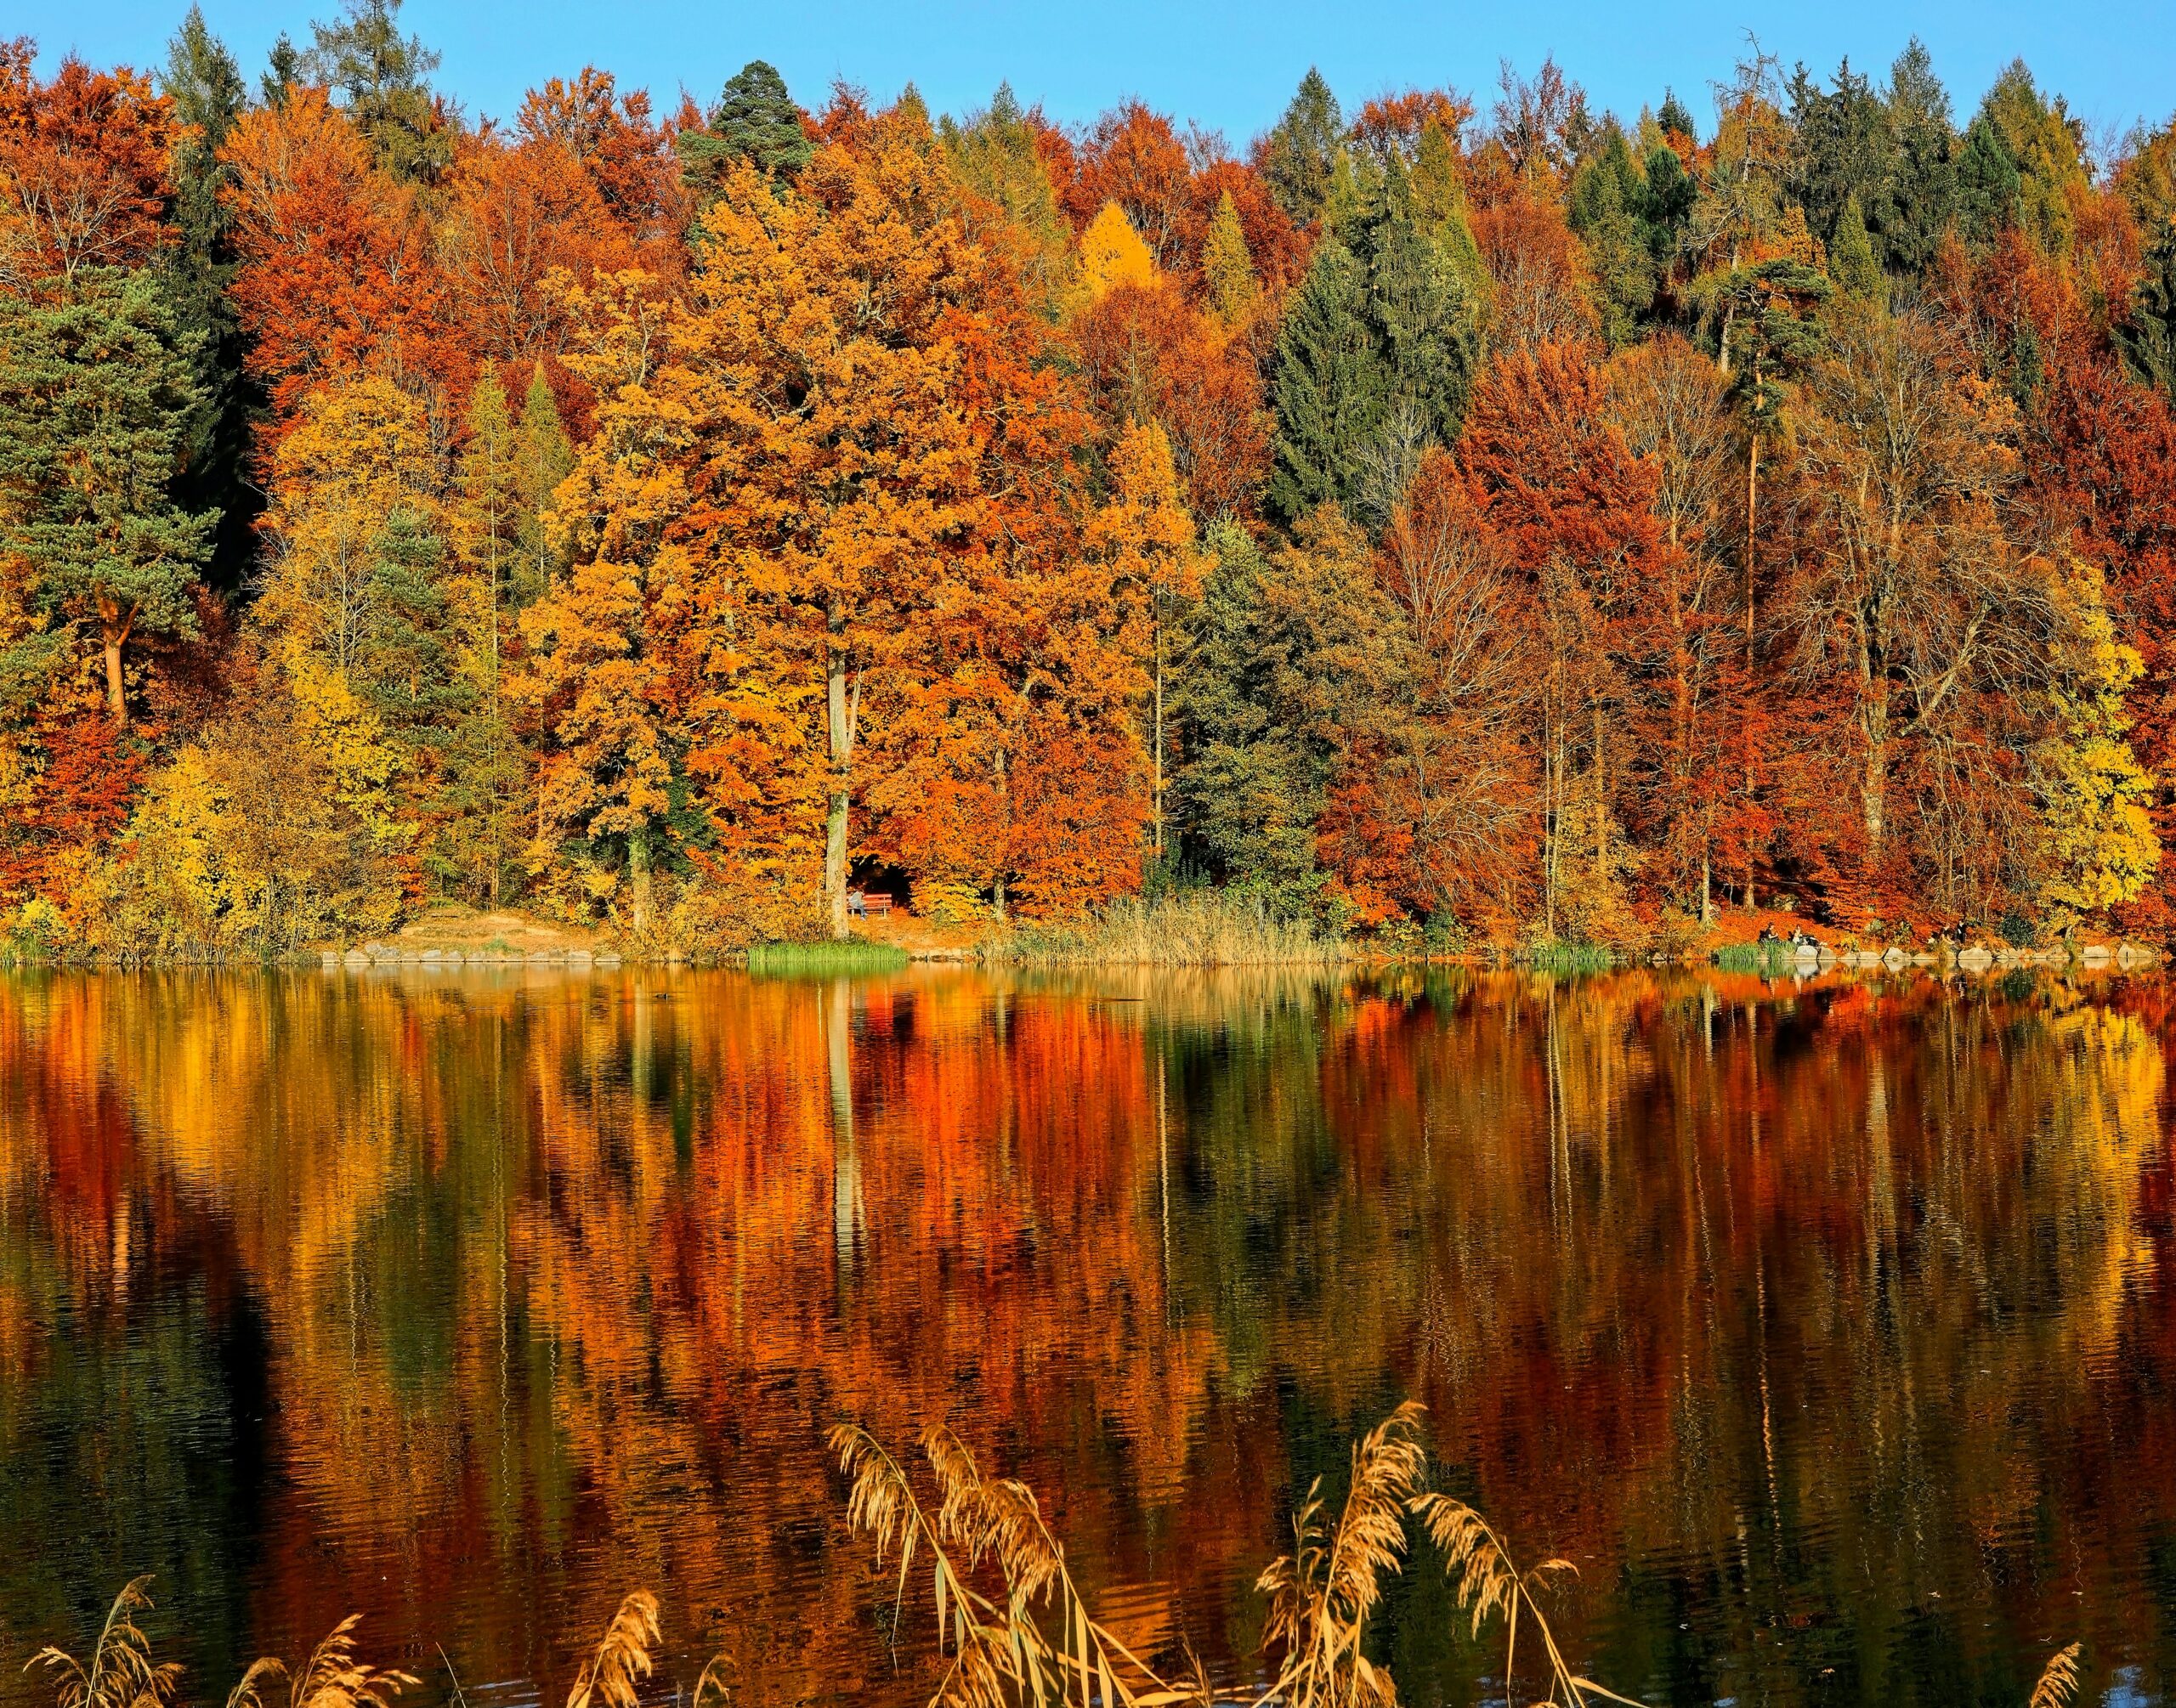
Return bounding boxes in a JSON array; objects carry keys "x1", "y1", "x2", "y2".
[
  {"x1": 670, "y1": 105, "x2": 1014, "y2": 936},
  {"x1": 519, "y1": 273, "x2": 684, "y2": 936},
  {"x1": 1085, "y1": 418, "x2": 1204, "y2": 864}
]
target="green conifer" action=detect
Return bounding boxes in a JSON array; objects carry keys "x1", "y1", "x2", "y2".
[
  {"x1": 679, "y1": 59, "x2": 812, "y2": 198},
  {"x1": 1269, "y1": 240, "x2": 1386, "y2": 522},
  {"x1": 1260, "y1": 69, "x2": 1345, "y2": 225},
  {"x1": 0, "y1": 271, "x2": 212, "y2": 723}
]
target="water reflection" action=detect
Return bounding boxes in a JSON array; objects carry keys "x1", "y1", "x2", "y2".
[{"x1": 1, "y1": 966, "x2": 2173, "y2": 1706}]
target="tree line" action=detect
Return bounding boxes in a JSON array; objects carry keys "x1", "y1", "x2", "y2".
[{"x1": 4, "y1": 0, "x2": 2176, "y2": 953}]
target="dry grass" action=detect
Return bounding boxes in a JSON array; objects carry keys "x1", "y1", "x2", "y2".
[
  {"x1": 1256, "y1": 1401, "x2": 1430, "y2": 1708},
  {"x1": 2030, "y1": 1643, "x2": 2082, "y2": 1708},
  {"x1": 565, "y1": 1593, "x2": 659, "y2": 1708},
  {"x1": 26, "y1": 1579, "x2": 184, "y2": 1708},
  {"x1": 830, "y1": 1422, "x2": 1206, "y2": 1708},
  {"x1": 998, "y1": 893, "x2": 1346, "y2": 968}
]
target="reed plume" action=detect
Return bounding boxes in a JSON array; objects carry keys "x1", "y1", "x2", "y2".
[
  {"x1": 25, "y1": 1578, "x2": 184, "y2": 1708},
  {"x1": 1255, "y1": 1400, "x2": 1431, "y2": 1708},
  {"x1": 2030, "y1": 1643, "x2": 2082, "y2": 1708},
  {"x1": 1408, "y1": 1491, "x2": 1636, "y2": 1707},
  {"x1": 830, "y1": 1421, "x2": 1202, "y2": 1708},
  {"x1": 220, "y1": 1617, "x2": 414, "y2": 1708},
  {"x1": 566, "y1": 1593, "x2": 660, "y2": 1708}
]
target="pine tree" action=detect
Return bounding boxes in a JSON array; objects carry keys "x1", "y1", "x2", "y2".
[
  {"x1": 1569, "y1": 127, "x2": 1658, "y2": 345},
  {"x1": 1787, "y1": 59, "x2": 1892, "y2": 249},
  {"x1": 679, "y1": 59, "x2": 811, "y2": 199},
  {"x1": 1259, "y1": 68, "x2": 1345, "y2": 226},
  {"x1": 0, "y1": 270, "x2": 212, "y2": 724},
  {"x1": 1658, "y1": 88, "x2": 1698, "y2": 142},
  {"x1": 2116, "y1": 221, "x2": 2176, "y2": 401},
  {"x1": 513, "y1": 365, "x2": 573, "y2": 608},
  {"x1": 1830, "y1": 193, "x2": 1884, "y2": 300},
  {"x1": 159, "y1": 6, "x2": 256, "y2": 591},
  {"x1": 1269, "y1": 239, "x2": 1384, "y2": 522},
  {"x1": 1955, "y1": 112, "x2": 2022, "y2": 245},
  {"x1": 302, "y1": 0, "x2": 448, "y2": 181},
  {"x1": 1879, "y1": 39, "x2": 1956, "y2": 276},
  {"x1": 1201, "y1": 190, "x2": 1259, "y2": 329},
  {"x1": 1363, "y1": 172, "x2": 1480, "y2": 442}
]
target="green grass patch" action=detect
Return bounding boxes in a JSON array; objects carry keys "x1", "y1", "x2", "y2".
[
  {"x1": 745, "y1": 939, "x2": 910, "y2": 976},
  {"x1": 1523, "y1": 940, "x2": 1615, "y2": 971},
  {"x1": 1712, "y1": 942, "x2": 1794, "y2": 971}
]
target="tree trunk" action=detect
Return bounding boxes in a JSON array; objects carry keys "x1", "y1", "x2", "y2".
[
  {"x1": 824, "y1": 616, "x2": 856, "y2": 939},
  {"x1": 1593, "y1": 703, "x2": 1606, "y2": 880},
  {"x1": 1862, "y1": 702, "x2": 1888, "y2": 851},
  {"x1": 98, "y1": 595, "x2": 133, "y2": 726},
  {"x1": 628, "y1": 822, "x2": 652, "y2": 938},
  {"x1": 1153, "y1": 596, "x2": 1166, "y2": 866},
  {"x1": 1742, "y1": 411, "x2": 1760, "y2": 909}
]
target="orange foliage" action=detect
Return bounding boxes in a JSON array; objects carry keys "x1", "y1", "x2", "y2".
[{"x1": 0, "y1": 46, "x2": 171, "y2": 288}]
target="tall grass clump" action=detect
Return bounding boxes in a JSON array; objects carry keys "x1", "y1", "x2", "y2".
[
  {"x1": 1523, "y1": 941, "x2": 1616, "y2": 972},
  {"x1": 745, "y1": 939, "x2": 910, "y2": 976},
  {"x1": 833, "y1": 1403, "x2": 1640, "y2": 1708},
  {"x1": 829, "y1": 1422, "x2": 1206, "y2": 1708},
  {"x1": 999, "y1": 892, "x2": 1346, "y2": 968},
  {"x1": 1711, "y1": 942, "x2": 1793, "y2": 972}
]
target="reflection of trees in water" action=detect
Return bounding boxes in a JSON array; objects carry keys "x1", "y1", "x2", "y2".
[{"x1": 0, "y1": 968, "x2": 2170, "y2": 1706}]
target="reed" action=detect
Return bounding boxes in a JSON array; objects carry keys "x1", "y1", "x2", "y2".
[
  {"x1": 1255, "y1": 1401, "x2": 1429, "y2": 1708},
  {"x1": 565, "y1": 1593, "x2": 658, "y2": 1708},
  {"x1": 1522, "y1": 942, "x2": 1617, "y2": 972},
  {"x1": 829, "y1": 1421, "x2": 1206, "y2": 1708},
  {"x1": 26, "y1": 1578, "x2": 184, "y2": 1708},
  {"x1": 1711, "y1": 942, "x2": 1792, "y2": 972},
  {"x1": 2030, "y1": 1643, "x2": 2082, "y2": 1708},
  {"x1": 745, "y1": 940, "x2": 910, "y2": 976},
  {"x1": 998, "y1": 892, "x2": 1346, "y2": 968}
]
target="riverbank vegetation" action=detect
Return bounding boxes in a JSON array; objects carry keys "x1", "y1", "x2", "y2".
[
  {"x1": 27, "y1": 1408, "x2": 2092, "y2": 1708},
  {"x1": 5, "y1": 6, "x2": 2176, "y2": 962}
]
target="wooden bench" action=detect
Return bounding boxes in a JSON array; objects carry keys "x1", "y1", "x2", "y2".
[{"x1": 847, "y1": 891, "x2": 893, "y2": 919}]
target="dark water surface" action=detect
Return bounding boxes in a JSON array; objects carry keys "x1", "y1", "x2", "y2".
[{"x1": 3, "y1": 965, "x2": 2173, "y2": 1707}]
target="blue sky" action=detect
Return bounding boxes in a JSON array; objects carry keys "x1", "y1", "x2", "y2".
[{"x1": 29, "y1": 0, "x2": 2176, "y2": 155}]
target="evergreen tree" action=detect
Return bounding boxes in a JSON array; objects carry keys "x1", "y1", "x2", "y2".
[
  {"x1": 1658, "y1": 88, "x2": 1698, "y2": 142},
  {"x1": 303, "y1": 0, "x2": 449, "y2": 181},
  {"x1": 1201, "y1": 190, "x2": 1260, "y2": 328},
  {"x1": 1879, "y1": 39, "x2": 1957, "y2": 275},
  {"x1": 1170, "y1": 517, "x2": 1406, "y2": 918},
  {"x1": 260, "y1": 32, "x2": 299, "y2": 105},
  {"x1": 1639, "y1": 142, "x2": 1697, "y2": 258},
  {"x1": 1830, "y1": 192, "x2": 1884, "y2": 300},
  {"x1": 1979, "y1": 59, "x2": 2087, "y2": 253},
  {"x1": 1955, "y1": 111, "x2": 2023, "y2": 244},
  {"x1": 1569, "y1": 127, "x2": 1658, "y2": 344},
  {"x1": 1270, "y1": 240, "x2": 1382, "y2": 522},
  {"x1": 1259, "y1": 68, "x2": 1345, "y2": 226},
  {"x1": 679, "y1": 59, "x2": 811, "y2": 199},
  {"x1": 0, "y1": 270, "x2": 212, "y2": 724},
  {"x1": 358, "y1": 507, "x2": 466, "y2": 747},
  {"x1": 1788, "y1": 59, "x2": 1893, "y2": 247},
  {"x1": 2116, "y1": 221, "x2": 2176, "y2": 401},
  {"x1": 159, "y1": 7, "x2": 257, "y2": 591},
  {"x1": 1362, "y1": 168, "x2": 1481, "y2": 441}
]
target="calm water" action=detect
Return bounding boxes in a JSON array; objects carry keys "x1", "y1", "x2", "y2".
[{"x1": 2, "y1": 965, "x2": 2173, "y2": 1707}]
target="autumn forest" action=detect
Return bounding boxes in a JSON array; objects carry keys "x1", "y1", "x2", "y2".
[{"x1": 7, "y1": 2, "x2": 2176, "y2": 958}]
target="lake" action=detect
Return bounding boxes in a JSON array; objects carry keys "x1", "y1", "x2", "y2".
[{"x1": 1, "y1": 965, "x2": 2172, "y2": 1707}]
